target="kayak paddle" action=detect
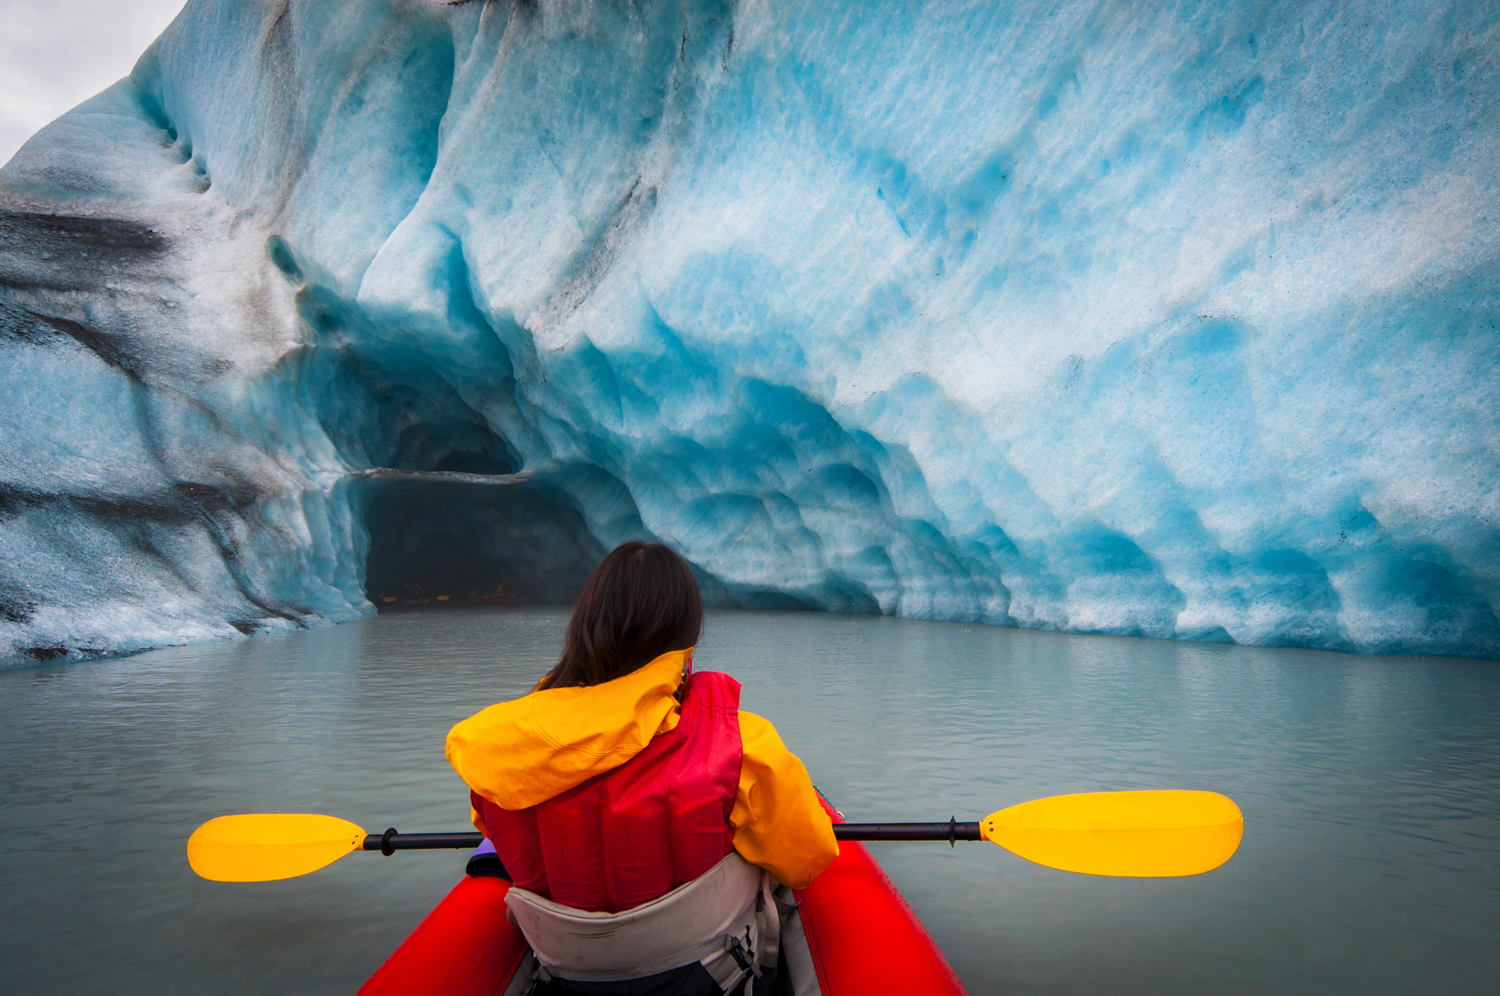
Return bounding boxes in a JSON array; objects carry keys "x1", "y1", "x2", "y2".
[{"x1": 188, "y1": 789, "x2": 1240, "y2": 882}]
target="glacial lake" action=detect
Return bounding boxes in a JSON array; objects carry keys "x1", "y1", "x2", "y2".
[{"x1": 1, "y1": 607, "x2": 1496, "y2": 994}]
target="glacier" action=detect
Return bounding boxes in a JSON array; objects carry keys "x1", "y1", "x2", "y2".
[{"x1": 1, "y1": 0, "x2": 1497, "y2": 664}]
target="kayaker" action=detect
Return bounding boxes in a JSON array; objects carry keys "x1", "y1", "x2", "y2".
[{"x1": 446, "y1": 540, "x2": 839, "y2": 995}]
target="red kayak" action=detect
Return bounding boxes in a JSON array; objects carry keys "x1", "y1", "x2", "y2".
[{"x1": 358, "y1": 798, "x2": 968, "y2": 995}]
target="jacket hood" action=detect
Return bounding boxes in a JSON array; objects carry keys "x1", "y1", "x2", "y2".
[{"x1": 446, "y1": 649, "x2": 690, "y2": 810}]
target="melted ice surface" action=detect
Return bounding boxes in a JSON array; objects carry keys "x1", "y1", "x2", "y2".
[{"x1": 2, "y1": 0, "x2": 1498, "y2": 661}]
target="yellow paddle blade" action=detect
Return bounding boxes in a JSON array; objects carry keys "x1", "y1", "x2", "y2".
[
  {"x1": 981, "y1": 790, "x2": 1243, "y2": 877},
  {"x1": 187, "y1": 814, "x2": 367, "y2": 882}
]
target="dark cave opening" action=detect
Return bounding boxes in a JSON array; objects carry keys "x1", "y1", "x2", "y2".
[
  {"x1": 360, "y1": 477, "x2": 606, "y2": 609},
  {"x1": 322, "y1": 336, "x2": 615, "y2": 610}
]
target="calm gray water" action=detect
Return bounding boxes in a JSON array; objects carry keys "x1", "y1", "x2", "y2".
[{"x1": 1, "y1": 608, "x2": 1497, "y2": 994}]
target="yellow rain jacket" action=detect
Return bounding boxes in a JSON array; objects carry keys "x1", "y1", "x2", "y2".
[{"x1": 446, "y1": 649, "x2": 838, "y2": 889}]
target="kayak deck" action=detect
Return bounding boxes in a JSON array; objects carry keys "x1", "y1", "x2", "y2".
[
  {"x1": 793, "y1": 795, "x2": 968, "y2": 994},
  {"x1": 358, "y1": 799, "x2": 967, "y2": 995},
  {"x1": 358, "y1": 874, "x2": 526, "y2": 996}
]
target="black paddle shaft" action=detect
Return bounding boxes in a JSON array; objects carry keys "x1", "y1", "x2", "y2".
[
  {"x1": 837, "y1": 818, "x2": 983, "y2": 846},
  {"x1": 364, "y1": 829, "x2": 484, "y2": 855},
  {"x1": 363, "y1": 818, "x2": 983, "y2": 856}
]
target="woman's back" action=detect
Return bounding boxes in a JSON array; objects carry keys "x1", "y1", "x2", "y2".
[{"x1": 455, "y1": 653, "x2": 741, "y2": 912}]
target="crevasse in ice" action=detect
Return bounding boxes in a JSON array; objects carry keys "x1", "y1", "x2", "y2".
[{"x1": 1, "y1": 0, "x2": 1497, "y2": 663}]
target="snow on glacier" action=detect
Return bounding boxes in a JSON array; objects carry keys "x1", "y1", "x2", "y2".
[{"x1": 1, "y1": 0, "x2": 1497, "y2": 664}]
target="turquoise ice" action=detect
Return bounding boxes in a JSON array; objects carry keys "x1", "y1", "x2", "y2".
[{"x1": 1, "y1": 0, "x2": 1496, "y2": 662}]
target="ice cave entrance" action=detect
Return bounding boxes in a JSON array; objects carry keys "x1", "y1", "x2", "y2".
[{"x1": 358, "y1": 468, "x2": 602, "y2": 610}]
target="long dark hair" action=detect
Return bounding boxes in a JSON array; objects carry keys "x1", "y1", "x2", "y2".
[{"x1": 537, "y1": 541, "x2": 703, "y2": 690}]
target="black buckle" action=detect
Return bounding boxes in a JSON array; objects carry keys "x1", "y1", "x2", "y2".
[{"x1": 724, "y1": 930, "x2": 763, "y2": 978}]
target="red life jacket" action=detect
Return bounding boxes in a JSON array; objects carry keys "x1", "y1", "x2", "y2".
[{"x1": 475, "y1": 670, "x2": 744, "y2": 913}]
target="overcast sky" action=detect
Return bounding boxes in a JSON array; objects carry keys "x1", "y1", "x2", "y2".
[{"x1": 1, "y1": 0, "x2": 187, "y2": 165}]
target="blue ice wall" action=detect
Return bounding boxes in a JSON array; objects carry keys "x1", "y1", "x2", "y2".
[{"x1": 2, "y1": 0, "x2": 1497, "y2": 663}]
